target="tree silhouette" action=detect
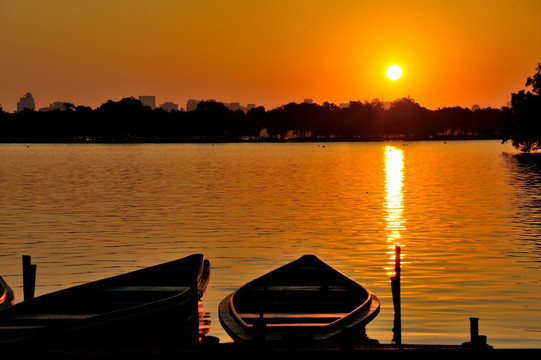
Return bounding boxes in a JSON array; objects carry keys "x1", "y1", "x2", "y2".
[
  {"x1": 502, "y1": 63, "x2": 541, "y2": 152},
  {"x1": 0, "y1": 96, "x2": 513, "y2": 143},
  {"x1": 384, "y1": 97, "x2": 428, "y2": 139},
  {"x1": 245, "y1": 106, "x2": 266, "y2": 139},
  {"x1": 526, "y1": 63, "x2": 541, "y2": 95}
]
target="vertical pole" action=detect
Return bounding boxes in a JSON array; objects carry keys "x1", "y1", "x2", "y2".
[
  {"x1": 470, "y1": 317, "x2": 479, "y2": 344},
  {"x1": 22, "y1": 255, "x2": 37, "y2": 301},
  {"x1": 391, "y1": 245, "x2": 402, "y2": 345}
]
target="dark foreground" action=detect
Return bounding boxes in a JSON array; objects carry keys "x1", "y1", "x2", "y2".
[{"x1": 4, "y1": 341, "x2": 540, "y2": 360}]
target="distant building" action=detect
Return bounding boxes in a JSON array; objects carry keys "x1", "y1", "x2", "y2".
[
  {"x1": 186, "y1": 99, "x2": 200, "y2": 112},
  {"x1": 339, "y1": 103, "x2": 350, "y2": 109},
  {"x1": 226, "y1": 102, "x2": 242, "y2": 111},
  {"x1": 159, "y1": 102, "x2": 179, "y2": 112},
  {"x1": 188, "y1": 99, "x2": 256, "y2": 113},
  {"x1": 39, "y1": 102, "x2": 69, "y2": 112},
  {"x1": 303, "y1": 98, "x2": 313, "y2": 104},
  {"x1": 52, "y1": 102, "x2": 67, "y2": 111},
  {"x1": 17, "y1": 93, "x2": 35, "y2": 112},
  {"x1": 471, "y1": 104, "x2": 480, "y2": 111},
  {"x1": 138, "y1": 96, "x2": 156, "y2": 109}
]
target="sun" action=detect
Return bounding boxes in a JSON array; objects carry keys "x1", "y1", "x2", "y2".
[{"x1": 386, "y1": 65, "x2": 403, "y2": 81}]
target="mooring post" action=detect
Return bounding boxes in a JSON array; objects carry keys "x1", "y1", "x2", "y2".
[
  {"x1": 463, "y1": 317, "x2": 489, "y2": 348},
  {"x1": 391, "y1": 245, "x2": 402, "y2": 345},
  {"x1": 22, "y1": 255, "x2": 37, "y2": 301},
  {"x1": 470, "y1": 317, "x2": 479, "y2": 343}
]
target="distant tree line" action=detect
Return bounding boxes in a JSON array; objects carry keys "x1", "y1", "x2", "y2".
[{"x1": 0, "y1": 97, "x2": 512, "y2": 143}]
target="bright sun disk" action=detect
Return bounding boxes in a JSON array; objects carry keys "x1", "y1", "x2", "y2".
[{"x1": 386, "y1": 65, "x2": 403, "y2": 81}]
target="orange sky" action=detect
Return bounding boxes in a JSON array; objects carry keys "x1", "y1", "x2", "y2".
[{"x1": 1, "y1": 0, "x2": 540, "y2": 112}]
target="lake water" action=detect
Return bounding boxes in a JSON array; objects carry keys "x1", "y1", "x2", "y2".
[{"x1": 0, "y1": 141, "x2": 540, "y2": 348}]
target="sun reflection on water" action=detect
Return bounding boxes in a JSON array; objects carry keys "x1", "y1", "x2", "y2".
[{"x1": 384, "y1": 146, "x2": 406, "y2": 275}]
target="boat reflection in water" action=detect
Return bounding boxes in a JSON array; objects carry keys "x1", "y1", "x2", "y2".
[{"x1": 199, "y1": 301, "x2": 212, "y2": 342}]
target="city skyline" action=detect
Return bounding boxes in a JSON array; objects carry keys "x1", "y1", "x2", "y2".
[
  {"x1": 3, "y1": 91, "x2": 498, "y2": 114},
  {"x1": 5, "y1": 92, "x2": 263, "y2": 114},
  {"x1": 1, "y1": 1, "x2": 540, "y2": 113}
]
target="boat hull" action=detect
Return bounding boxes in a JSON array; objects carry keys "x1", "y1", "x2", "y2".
[
  {"x1": 0, "y1": 254, "x2": 210, "y2": 346},
  {"x1": 0, "y1": 276, "x2": 15, "y2": 310},
  {"x1": 219, "y1": 255, "x2": 380, "y2": 343}
]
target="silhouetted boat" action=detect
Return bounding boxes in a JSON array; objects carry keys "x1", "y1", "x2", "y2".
[
  {"x1": 219, "y1": 254, "x2": 380, "y2": 343},
  {"x1": 0, "y1": 276, "x2": 15, "y2": 310},
  {"x1": 0, "y1": 254, "x2": 210, "y2": 346}
]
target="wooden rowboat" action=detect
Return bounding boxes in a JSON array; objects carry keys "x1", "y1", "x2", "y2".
[
  {"x1": 0, "y1": 254, "x2": 210, "y2": 346},
  {"x1": 0, "y1": 276, "x2": 15, "y2": 310},
  {"x1": 218, "y1": 254, "x2": 380, "y2": 344}
]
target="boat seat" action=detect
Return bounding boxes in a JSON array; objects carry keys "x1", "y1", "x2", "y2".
[
  {"x1": 0, "y1": 324, "x2": 47, "y2": 341},
  {"x1": 264, "y1": 323, "x2": 332, "y2": 328},
  {"x1": 236, "y1": 299, "x2": 358, "y2": 314},
  {"x1": 99, "y1": 286, "x2": 191, "y2": 308},
  {"x1": 239, "y1": 312, "x2": 347, "y2": 326},
  {"x1": 251, "y1": 285, "x2": 353, "y2": 292},
  {"x1": 4, "y1": 314, "x2": 97, "y2": 326},
  {"x1": 100, "y1": 286, "x2": 190, "y2": 292},
  {"x1": 0, "y1": 325, "x2": 45, "y2": 330},
  {"x1": 10, "y1": 314, "x2": 96, "y2": 320}
]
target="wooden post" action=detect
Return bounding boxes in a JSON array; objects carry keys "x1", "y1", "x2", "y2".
[
  {"x1": 22, "y1": 255, "x2": 37, "y2": 301},
  {"x1": 391, "y1": 245, "x2": 402, "y2": 345},
  {"x1": 463, "y1": 317, "x2": 489, "y2": 348},
  {"x1": 470, "y1": 317, "x2": 479, "y2": 344}
]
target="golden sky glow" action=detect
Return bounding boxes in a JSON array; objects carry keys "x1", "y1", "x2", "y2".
[{"x1": 1, "y1": 0, "x2": 540, "y2": 112}]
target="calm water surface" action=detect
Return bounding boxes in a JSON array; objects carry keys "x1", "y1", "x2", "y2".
[{"x1": 0, "y1": 141, "x2": 540, "y2": 348}]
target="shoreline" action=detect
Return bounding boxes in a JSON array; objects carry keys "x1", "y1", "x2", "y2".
[{"x1": 0, "y1": 136, "x2": 507, "y2": 144}]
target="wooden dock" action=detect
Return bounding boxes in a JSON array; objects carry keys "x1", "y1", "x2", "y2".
[{"x1": 4, "y1": 340, "x2": 540, "y2": 360}]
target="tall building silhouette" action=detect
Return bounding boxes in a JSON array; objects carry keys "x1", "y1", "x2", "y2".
[{"x1": 17, "y1": 93, "x2": 35, "y2": 112}]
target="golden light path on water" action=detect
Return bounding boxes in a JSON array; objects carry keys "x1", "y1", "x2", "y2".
[{"x1": 384, "y1": 145, "x2": 406, "y2": 275}]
